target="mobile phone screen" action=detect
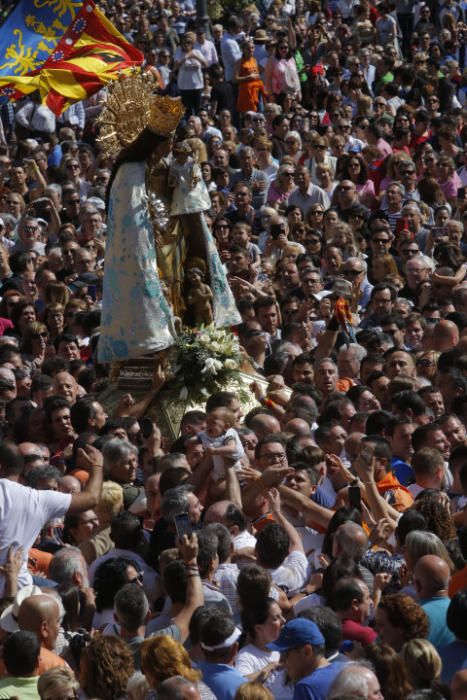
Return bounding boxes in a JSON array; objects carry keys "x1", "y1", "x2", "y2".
[
  {"x1": 174, "y1": 512, "x2": 192, "y2": 540},
  {"x1": 348, "y1": 485, "x2": 362, "y2": 512}
]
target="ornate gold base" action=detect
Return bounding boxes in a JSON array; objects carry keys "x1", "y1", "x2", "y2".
[{"x1": 99, "y1": 357, "x2": 270, "y2": 441}]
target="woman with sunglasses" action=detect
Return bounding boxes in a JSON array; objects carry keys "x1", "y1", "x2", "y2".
[
  {"x1": 20, "y1": 321, "x2": 49, "y2": 369},
  {"x1": 264, "y1": 38, "x2": 301, "y2": 107},
  {"x1": 61, "y1": 156, "x2": 90, "y2": 199},
  {"x1": 340, "y1": 153, "x2": 377, "y2": 209},
  {"x1": 213, "y1": 217, "x2": 232, "y2": 263}
]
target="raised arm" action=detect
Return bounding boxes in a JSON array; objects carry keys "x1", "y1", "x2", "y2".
[
  {"x1": 68, "y1": 445, "x2": 103, "y2": 513},
  {"x1": 268, "y1": 487, "x2": 304, "y2": 554},
  {"x1": 172, "y1": 533, "x2": 203, "y2": 642}
]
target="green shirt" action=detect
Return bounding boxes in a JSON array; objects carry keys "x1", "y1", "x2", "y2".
[{"x1": 0, "y1": 676, "x2": 40, "y2": 699}]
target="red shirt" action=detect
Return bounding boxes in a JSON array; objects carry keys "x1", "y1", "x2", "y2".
[{"x1": 341, "y1": 618, "x2": 378, "y2": 647}]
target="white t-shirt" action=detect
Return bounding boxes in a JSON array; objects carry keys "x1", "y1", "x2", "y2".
[
  {"x1": 0, "y1": 479, "x2": 71, "y2": 596},
  {"x1": 235, "y1": 644, "x2": 293, "y2": 700},
  {"x1": 271, "y1": 550, "x2": 310, "y2": 596}
]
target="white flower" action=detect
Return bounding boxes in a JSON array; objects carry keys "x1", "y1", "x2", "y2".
[
  {"x1": 179, "y1": 386, "x2": 188, "y2": 400},
  {"x1": 198, "y1": 334, "x2": 210, "y2": 345},
  {"x1": 209, "y1": 342, "x2": 222, "y2": 353},
  {"x1": 202, "y1": 357, "x2": 223, "y2": 375},
  {"x1": 224, "y1": 359, "x2": 237, "y2": 370}
]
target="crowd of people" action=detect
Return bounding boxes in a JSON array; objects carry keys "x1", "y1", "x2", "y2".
[{"x1": 0, "y1": 0, "x2": 467, "y2": 698}]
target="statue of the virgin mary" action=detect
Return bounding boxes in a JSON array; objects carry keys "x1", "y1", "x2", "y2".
[{"x1": 96, "y1": 73, "x2": 241, "y2": 363}]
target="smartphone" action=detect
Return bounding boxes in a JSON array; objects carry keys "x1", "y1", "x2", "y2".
[
  {"x1": 87, "y1": 284, "x2": 97, "y2": 302},
  {"x1": 348, "y1": 485, "x2": 362, "y2": 512},
  {"x1": 431, "y1": 227, "x2": 447, "y2": 239},
  {"x1": 270, "y1": 223, "x2": 285, "y2": 239},
  {"x1": 360, "y1": 443, "x2": 375, "y2": 465},
  {"x1": 139, "y1": 416, "x2": 154, "y2": 439},
  {"x1": 458, "y1": 187, "x2": 466, "y2": 199},
  {"x1": 174, "y1": 512, "x2": 192, "y2": 540}
]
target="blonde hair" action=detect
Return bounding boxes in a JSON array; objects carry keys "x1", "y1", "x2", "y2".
[
  {"x1": 96, "y1": 480, "x2": 124, "y2": 520},
  {"x1": 405, "y1": 531, "x2": 455, "y2": 573},
  {"x1": 186, "y1": 137, "x2": 208, "y2": 163},
  {"x1": 141, "y1": 635, "x2": 201, "y2": 688},
  {"x1": 235, "y1": 684, "x2": 274, "y2": 700},
  {"x1": 38, "y1": 666, "x2": 80, "y2": 700},
  {"x1": 45, "y1": 281, "x2": 70, "y2": 307},
  {"x1": 400, "y1": 639, "x2": 442, "y2": 689},
  {"x1": 20, "y1": 320, "x2": 48, "y2": 355}
]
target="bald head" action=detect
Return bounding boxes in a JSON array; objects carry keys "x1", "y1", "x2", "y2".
[
  {"x1": 18, "y1": 595, "x2": 61, "y2": 650},
  {"x1": 158, "y1": 676, "x2": 201, "y2": 700},
  {"x1": 414, "y1": 554, "x2": 450, "y2": 599},
  {"x1": 334, "y1": 521, "x2": 368, "y2": 560},
  {"x1": 284, "y1": 418, "x2": 311, "y2": 436},
  {"x1": 433, "y1": 320, "x2": 459, "y2": 352},
  {"x1": 204, "y1": 500, "x2": 234, "y2": 525},
  {"x1": 249, "y1": 414, "x2": 281, "y2": 438}
]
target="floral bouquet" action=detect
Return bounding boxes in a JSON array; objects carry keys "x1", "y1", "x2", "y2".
[{"x1": 170, "y1": 325, "x2": 245, "y2": 404}]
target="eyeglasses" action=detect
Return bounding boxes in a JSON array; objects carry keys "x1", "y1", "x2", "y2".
[
  {"x1": 310, "y1": 209, "x2": 324, "y2": 214},
  {"x1": 372, "y1": 237, "x2": 390, "y2": 244},
  {"x1": 416, "y1": 358, "x2": 434, "y2": 367},
  {"x1": 282, "y1": 172, "x2": 295, "y2": 177},
  {"x1": 401, "y1": 248, "x2": 419, "y2": 255},
  {"x1": 66, "y1": 163, "x2": 79, "y2": 169},
  {"x1": 215, "y1": 224, "x2": 230, "y2": 229},
  {"x1": 344, "y1": 269, "x2": 363, "y2": 276},
  {"x1": 259, "y1": 452, "x2": 287, "y2": 463},
  {"x1": 25, "y1": 226, "x2": 38, "y2": 232},
  {"x1": 337, "y1": 124, "x2": 350, "y2": 130},
  {"x1": 129, "y1": 571, "x2": 144, "y2": 584},
  {"x1": 66, "y1": 199, "x2": 80, "y2": 205},
  {"x1": 314, "y1": 144, "x2": 326, "y2": 150}
]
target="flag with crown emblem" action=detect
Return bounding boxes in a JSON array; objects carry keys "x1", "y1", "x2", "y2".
[{"x1": 0, "y1": 0, "x2": 143, "y2": 115}]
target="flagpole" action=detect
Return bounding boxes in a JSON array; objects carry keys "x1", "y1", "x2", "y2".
[{"x1": 196, "y1": 0, "x2": 210, "y2": 37}]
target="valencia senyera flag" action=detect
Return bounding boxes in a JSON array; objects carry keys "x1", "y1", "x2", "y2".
[{"x1": 0, "y1": 0, "x2": 143, "y2": 115}]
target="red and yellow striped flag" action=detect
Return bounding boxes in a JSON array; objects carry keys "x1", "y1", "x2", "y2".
[{"x1": 0, "y1": 0, "x2": 143, "y2": 115}]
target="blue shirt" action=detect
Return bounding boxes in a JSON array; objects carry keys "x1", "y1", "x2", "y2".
[
  {"x1": 439, "y1": 641, "x2": 467, "y2": 683},
  {"x1": 391, "y1": 457, "x2": 413, "y2": 486},
  {"x1": 293, "y1": 662, "x2": 345, "y2": 700},
  {"x1": 198, "y1": 661, "x2": 246, "y2": 700},
  {"x1": 421, "y1": 597, "x2": 456, "y2": 649}
]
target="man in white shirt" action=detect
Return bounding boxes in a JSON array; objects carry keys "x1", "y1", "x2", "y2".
[
  {"x1": 288, "y1": 166, "x2": 330, "y2": 216},
  {"x1": 194, "y1": 27, "x2": 218, "y2": 66},
  {"x1": 0, "y1": 441, "x2": 103, "y2": 596},
  {"x1": 221, "y1": 17, "x2": 243, "y2": 82},
  {"x1": 408, "y1": 447, "x2": 446, "y2": 499}
]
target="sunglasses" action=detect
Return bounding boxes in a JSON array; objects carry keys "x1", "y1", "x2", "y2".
[
  {"x1": 33, "y1": 331, "x2": 48, "y2": 338},
  {"x1": 344, "y1": 269, "x2": 363, "y2": 276}
]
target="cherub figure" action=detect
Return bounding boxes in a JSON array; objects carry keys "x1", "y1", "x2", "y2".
[{"x1": 185, "y1": 264, "x2": 213, "y2": 326}]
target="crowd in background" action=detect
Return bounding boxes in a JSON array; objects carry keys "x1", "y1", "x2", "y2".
[{"x1": 0, "y1": 0, "x2": 467, "y2": 698}]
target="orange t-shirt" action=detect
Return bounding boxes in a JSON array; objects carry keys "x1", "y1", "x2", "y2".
[{"x1": 377, "y1": 472, "x2": 414, "y2": 512}]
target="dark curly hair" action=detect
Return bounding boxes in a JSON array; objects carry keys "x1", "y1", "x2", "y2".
[
  {"x1": 413, "y1": 491, "x2": 457, "y2": 541},
  {"x1": 377, "y1": 594, "x2": 429, "y2": 647}
]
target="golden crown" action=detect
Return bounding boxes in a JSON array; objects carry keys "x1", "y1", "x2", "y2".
[
  {"x1": 96, "y1": 70, "x2": 185, "y2": 159},
  {"x1": 148, "y1": 95, "x2": 186, "y2": 137}
]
